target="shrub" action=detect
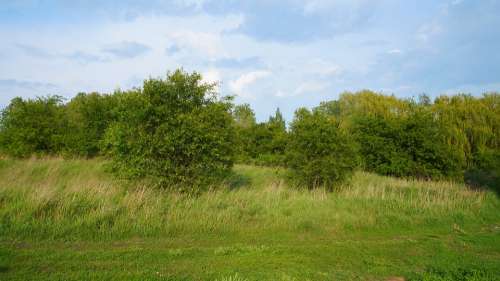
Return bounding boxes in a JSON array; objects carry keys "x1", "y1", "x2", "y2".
[
  {"x1": 102, "y1": 69, "x2": 236, "y2": 191},
  {"x1": 286, "y1": 108, "x2": 358, "y2": 189},
  {"x1": 64, "y1": 92, "x2": 118, "y2": 157},
  {"x1": 353, "y1": 109, "x2": 465, "y2": 180},
  {"x1": 232, "y1": 103, "x2": 257, "y2": 162},
  {"x1": 234, "y1": 108, "x2": 288, "y2": 166},
  {"x1": 0, "y1": 96, "x2": 67, "y2": 157}
]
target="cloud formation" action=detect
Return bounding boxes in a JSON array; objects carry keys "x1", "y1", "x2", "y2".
[
  {"x1": 0, "y1": 0, "x2": 499, "y2": 121},
  {"x1": 102, "y1": 41, "x2": 152, "y2": 58},
  {"x1": 229, "y1": 70, "x2": 271, "y2": 99}
]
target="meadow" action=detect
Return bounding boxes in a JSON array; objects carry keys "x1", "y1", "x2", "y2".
[{"x1": 1, "y1": 158, "x2": 499, "y2": 280}]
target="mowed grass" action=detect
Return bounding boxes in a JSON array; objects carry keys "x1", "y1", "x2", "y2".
[{"x1": 0, "y1": 158, "x2": 499, "y2": 280}]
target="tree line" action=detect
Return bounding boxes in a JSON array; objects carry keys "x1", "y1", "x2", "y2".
[{"x1": 0, "y1": 69, "x2": 498, "y2": 192}]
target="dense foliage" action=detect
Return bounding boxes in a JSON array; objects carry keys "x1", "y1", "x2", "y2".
[
  {"x1": 352, "y1": 109, "x2": 464, "y2": 180},
  {"x1": 286, "y1": 108, "x2": 358, "y2": 188},
  {"x1": 0, "y1": 95, "x2": 67, "y2": 157},
  {"x1": 102, "y1": 70, "x2": 235, "y2": 190},
  {"x1": 232, "y1": 107, "x2": 288, "y2": 166},
  {"x1": 317, "y1": 91, "x2": 499, "y2": 183},
  {"x1": 0, "y1": 70, "x2": 498, "y2": 189},
  {"x1": 65, "y1": 92, "x2": 118, "y2": 157}
]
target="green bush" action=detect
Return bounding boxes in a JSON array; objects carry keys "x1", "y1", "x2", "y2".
[
  {"x1": 232, "y1": 103, "x2": 257, "y2": 162},
  {"x1": 64, "y1": 92, "x2": 118, "y2": 157},
  {"x1": 0, "y1": 96, "x2": 67, "y2": 157},
  {"x1": 233, "y1": 108, "x2": 288, "y2": 166},
  {"x1": 353, "y1": 109, "x2": 465, "y2": 180},
  {"x1": 286, "y1": 108, "x2": 358, "y2": 189},
  {"x1": 102, "y1": 69, "x2": 236, "y2": 191}
]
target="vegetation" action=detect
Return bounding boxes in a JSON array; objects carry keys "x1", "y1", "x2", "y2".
[
  {"x1": 286, "y1": 108, "x2": 358, "y2": 188},
  {"x1": 0, "y1": 158, "x2": 498, "y2": 280},
  {"x1": 1, "y1": 74, "x2": 498, "y2": 190},
  {"x1": 0, "y1": 70, "x2": 499, "y2": 279},
  {"x1": 64, "y1": 92, "x2": 118, "y2": 157},
  {"x1": 233, "y1": 107, "x2": 288, "y2": 166},
  {"x1": 0, "y1": 95, "x2": 67, "y2": 157},
  {"x1": 102, "y1": 70, "x2": 235, "y2": 190},
  {"x1": 352, "y1": 108, "x2": 464, "y2": 180},
  {"x1": 0, "y1": 71, "x2": 498, "y2": 192}
]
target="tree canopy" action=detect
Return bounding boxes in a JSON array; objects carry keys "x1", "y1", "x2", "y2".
[{"x1": 0, "y1": 72, "x2": 498, "y2": 190}]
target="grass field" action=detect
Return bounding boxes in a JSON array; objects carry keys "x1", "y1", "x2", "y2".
[{"x1": 0, "y1": 158, "x2": 499, "y2": 280}]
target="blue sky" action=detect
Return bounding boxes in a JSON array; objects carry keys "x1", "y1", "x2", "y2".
[{"x1": 1, "y1": 0, "x2": 499, "y2": 121}]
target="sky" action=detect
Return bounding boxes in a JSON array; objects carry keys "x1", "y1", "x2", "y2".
[{"x1": 1, "y1": 0, "x2": 499, "y2": 121}]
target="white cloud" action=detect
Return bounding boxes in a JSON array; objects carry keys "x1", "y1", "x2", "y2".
[
  {"x1": 294, "y1": 81, "x2": 330, "y2": 96},
  {"x1": 387, "y1": 49, "x2": 402, "y2": 54},
  {"x1": 276, "y1": 80, "x2": 330, "y2": 98},
  {"x1": 168, "y1": 30, "x2": 222, "y2": 58},
  {"x1": 229, "y1": 70, "x2": 271, "y2": 99},
  {"x1": 416, "y1": 22, "x2": 443, "y2": 44},
  {"x1": 0, "y1": 13, "x2": 244, "y2": 101},
  {"x1": 301, "y1": 0, "x2": 370, "y2": 16},
  {"x1": 202, "y1": 68, "x2": 221, "y2": 86},
  {"x1": 173, "y1": 0, "x2": 208, "y2": 10},
  {"x1": 2, "y1": 1, "x2": 495, "y2": 122},
  {"x1": 305, "y1": 59, "x2": 342, "y2": 76}
]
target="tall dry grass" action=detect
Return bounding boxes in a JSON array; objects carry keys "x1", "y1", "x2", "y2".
[{"x1": 0, "y1": 158, "x2": 496, "y2": 241}]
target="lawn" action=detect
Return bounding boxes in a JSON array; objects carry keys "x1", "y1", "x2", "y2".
[{"x1": 0, "y1": 158, "x2": 499, "y2": 280}]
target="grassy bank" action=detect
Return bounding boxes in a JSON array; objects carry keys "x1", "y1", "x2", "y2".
[{"x1": 1, "y1": 158, "x2": 499, "y2": 280}]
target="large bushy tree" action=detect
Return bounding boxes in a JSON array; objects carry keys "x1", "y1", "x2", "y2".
[
  {"x1": 64, "y1": 92, "x2": 118, "y2": 157},
  {"x1": 102, "y1": 69, "x2": 236, "y2": 190},
  {"x1": 433, "y1": 93, "x2": 499, "y2": 167},
  {"x1": 286, "y1": 108, "x2": 358, "y2": 189},
  {"x1": 0, "y1": 95, "x2": 67, "y2": 157},
  {"x1": 353, "y1": 108, "x2": 465, "y2": 180}
]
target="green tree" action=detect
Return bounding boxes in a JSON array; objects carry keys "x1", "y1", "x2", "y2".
[
  {"x1": 102, "y1": 69, "x2": 236, "y2": 190},
  {"x1": 353, "y1": 107, "x2": 465, "y2": 180},
  {"x1": 233, "y1": 103, "x2": 256, "y2": 129},
  {"x1": 433, "y1": 93, "x2": 499, "y2": 167},
  {"x1": 64, "y1": 92, "x2": 118, "y2": 157},
  {"x1": 0, "y1": 95, "x2": 67, "y2": 157},
  {"x1": 286, "y1": 108, "x2": 358, "y2": 189},
  {"x1": 232, "y1": 103, "x2": 257, "y2": 161},
  {"x1": 250, "y1": 108, "x2": 288, "y2": 166}
]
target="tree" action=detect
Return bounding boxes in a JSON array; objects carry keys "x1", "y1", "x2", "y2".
[
  {"x1": 102, "y1": 69, "x2": 236, "y2": 190},
  {"x1": 64, "y1": 92, "x2": 118, "y2": 157},
  {"x1": 0, "y1": 95, "x2": 67, "y2": 157},
  {"x1": 353, "y1": 107, "x2": 465, "y2": 180},
  {"x1": 232, "y1": 104, "x2": 257, "y2": 161},
  {"x1": 249, "y1": 108, "x2": 288, "y2": 166},
  {"x1": 433, "y1": 93, "x2": 499, "y2": 167},
  {"x1": 233, "y1": 103, "x2": 256, "y2": 129},
  {"x1": 286, "y1": 108, "x2": 358, "y2": 189}
]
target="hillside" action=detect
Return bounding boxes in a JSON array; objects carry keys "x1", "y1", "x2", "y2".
[{"x1": 0, "y1": 158, "x2": 499, "y2": 280}]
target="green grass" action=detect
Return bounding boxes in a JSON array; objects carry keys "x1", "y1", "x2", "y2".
[{"x1": 0, "y1": 158, "x2": 499, "y2": 280}]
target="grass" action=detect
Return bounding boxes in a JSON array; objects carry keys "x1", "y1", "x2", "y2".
[{"x1": 0, "y1": 158, "x2": 499, "y2": 280}]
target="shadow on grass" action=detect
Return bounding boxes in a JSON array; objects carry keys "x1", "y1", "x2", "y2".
[
  {"x1": 225, "y1": 172, "x2": 252, "y2": 190},
  {"x1": 407, "y1": 266, "x2": 498, "y2": 281},
  {"x1": 464, "y1": 169, "x2": 500, "y2": 197}
]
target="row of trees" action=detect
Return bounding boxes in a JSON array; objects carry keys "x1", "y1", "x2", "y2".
[
  {"x1": 0, "y1": 70, "x2": 498, "y2": 191},
  {"x1": 233, "y1": 91, "x2": 498, "y2": 186}
]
